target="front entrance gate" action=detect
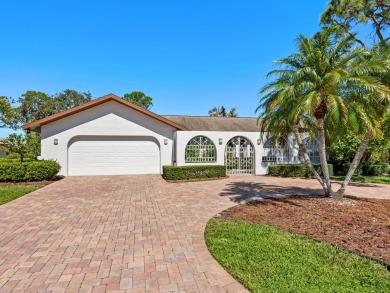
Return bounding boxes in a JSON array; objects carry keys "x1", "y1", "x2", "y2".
[{"x1": 225, "y1": 137, "x2": 254, "y2": 175}]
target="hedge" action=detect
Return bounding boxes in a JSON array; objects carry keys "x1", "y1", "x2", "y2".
[
  {"x1": 342, "y1": 163, "x2": 363, "y2": 176},
  {"x1": 365, "y1": 164, "x2": 386, "y2": 176},
  {"x1": 162, "y1": 165, "x2": 226, "y2": 181},
  {"x1": 0, "y1": 160, "x2": 61, "y2": 182},
  {"x1": 268, "y1": 163, "x2": 333, "y2": 178}
]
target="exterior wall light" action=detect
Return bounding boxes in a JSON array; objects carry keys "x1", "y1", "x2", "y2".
[
  {"x1": 218, "y1": 138, "x2": 223, "y2": 145},
  {"x1": 164, "y1": 139, "x2": 168, "y2": 145},
  {"x1": 257, "y1": 139, "x2": 261, "y2": 145},
  {"x1": 54, "y1": 138, "x2": 58, "y2": 145}
]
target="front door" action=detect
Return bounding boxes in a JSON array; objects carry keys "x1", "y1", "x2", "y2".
[{"x1": 225, "y1": 137, "x2": 254, "y2": 175}]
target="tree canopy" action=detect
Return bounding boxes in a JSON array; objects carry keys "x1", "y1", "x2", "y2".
[
  {"x1": 0, "y1": 96, "x2": 14, "y2": 128},
  {"x1": 123, "y1": 92, "x2": 153, "y2": 110},
  {"x1": 53, "y1": 89, "x2": 91, "y2": 112},
  {"x1": 14, "y1": 91, "x2": 54, "y2": 126},
  {"x1": 9, "y1": 89, "x2": 92, "y2": 127},
  {"x1": 321, "y1": 0, "x2": 390, "y2": 44},
  {"x1": 208, "y1": 106, "x2": 238, "y2": 117}
]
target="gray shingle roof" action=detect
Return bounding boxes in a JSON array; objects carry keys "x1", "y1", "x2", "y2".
[{"x1": 162, "y1": 115, "x2": 261, "y2": 132}]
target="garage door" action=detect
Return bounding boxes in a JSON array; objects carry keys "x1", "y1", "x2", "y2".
[{"x1": 68, "y1": 136, "x2": 160, "y2": 176}]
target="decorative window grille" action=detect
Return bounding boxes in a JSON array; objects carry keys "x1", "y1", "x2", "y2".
[
  {"x1": 185, "y1": 136, "x2": 217, "y2": 163},
  {"x1": 262, "y1": 139, "x2": 289, "y2": 163},
  {"x1": 300, "y1": 137, "x2": 320, "y2": 163}
]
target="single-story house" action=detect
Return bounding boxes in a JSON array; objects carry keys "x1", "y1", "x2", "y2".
[{"x1": 22, "y1": 94, "x2": 319, "y2": 176}]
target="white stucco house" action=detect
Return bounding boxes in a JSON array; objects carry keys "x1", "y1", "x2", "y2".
[{"x1": 22, "y1": 94, "x2": 320, "y2": 176}]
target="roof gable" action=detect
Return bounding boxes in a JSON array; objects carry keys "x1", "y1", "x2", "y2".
[{"x1": 22, "y1": 94, "x2": 189, "y2": 131}]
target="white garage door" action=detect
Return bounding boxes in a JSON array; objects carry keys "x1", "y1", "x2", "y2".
[{"x1": 68, "y1": 136, "x2": 160, "y2": 176}]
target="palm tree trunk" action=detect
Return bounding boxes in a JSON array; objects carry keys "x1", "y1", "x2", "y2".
[
  {"x1": 334, "y1": 131, "x2": 372, "y2": 200},
  {"x1": 316, "y1": 118, "x2": 333, "y2": 197},
  {"x1": 293, "y1": 126, "x2": 326, "y2": 191}
]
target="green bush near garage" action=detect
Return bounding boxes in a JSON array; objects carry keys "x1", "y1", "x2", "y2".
[
  {"x1": 268, "y1": 163, "x2": 333, "y2": 178},
  {"x1": 0, "y1": 160, "x2": 61, "y2": 182},
  {"x1": 162, "y1": 165, "x2": 226, "y2": 180}
]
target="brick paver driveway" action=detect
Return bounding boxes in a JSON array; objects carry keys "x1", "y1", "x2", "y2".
[{"x1": 0, "y1": 175, "x2": 389, "y2": 293}]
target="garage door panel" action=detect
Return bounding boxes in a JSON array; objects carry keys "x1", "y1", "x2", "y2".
[{"x1": 69, "y1": 136, "x2": 160, "y2": 176}]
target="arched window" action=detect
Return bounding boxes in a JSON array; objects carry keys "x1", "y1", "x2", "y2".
[{"x1": 185, "y1": 136, "x2": 217, "y2": 163}]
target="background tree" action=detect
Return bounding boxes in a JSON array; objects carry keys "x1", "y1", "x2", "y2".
[
  {"x1": 123, "y1": 91, "x2": 153, "y2": 110},
  {"x1": 208, "y1": 106, "x2": 238, "y2": 117},
  {"x1": 53, "y1": 89, "x2": 91, "y2": 112},
  {"x1": 12, "y1": 90, "x2": 92, "y2": 127},
  {"x1": 13, "y1": 91, "x2": 55, "y2": 126},
  {"x1": 321, "y1": 0, "x2": 390, "y2": 44},
  {"x1": 0, "y1": 96, "x2": 14, "y2": 128}
]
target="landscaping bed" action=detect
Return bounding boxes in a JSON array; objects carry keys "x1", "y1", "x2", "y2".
[
  {"x1": 219, "y1": 195, "x2": 390, "y2": 264},
  {"x1": 0, "y1": 176, "x2": 63, "y2": 186},
  {"x1": 206, "y1": 219, "x2": 390, "y2": 293}
]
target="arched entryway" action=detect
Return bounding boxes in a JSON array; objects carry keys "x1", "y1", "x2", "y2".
[{"x1": 225, "y1": 136, "x2": 254, "y2": 175}]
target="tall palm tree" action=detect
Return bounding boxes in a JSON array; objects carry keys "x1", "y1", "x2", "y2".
[
  {"x1": 258, "y1": 28, "x2": 390, "y2": 198},
  {"x1": 335, "y1": 42, "x2": 390, "y2": 198}
]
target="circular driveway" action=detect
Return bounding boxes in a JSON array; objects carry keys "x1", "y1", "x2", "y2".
[{"x1": 0, "y1": 175, "x2": 388, "y2": 292}]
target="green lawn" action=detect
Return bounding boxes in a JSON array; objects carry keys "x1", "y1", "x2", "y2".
[
  {"x1": 0, "y1": 185, "x2": 43, "y2": 205},
  {"x1": 331, "y1": 175, "x2": 390, "y2": 184},
  {"x1": 205, "y1": 218, "x2": 390, "y2": 293}
]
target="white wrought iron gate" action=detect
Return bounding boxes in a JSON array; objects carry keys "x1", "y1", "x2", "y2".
[{"x1": 225, "y1": 144, "x2": 254, "y2": 175}]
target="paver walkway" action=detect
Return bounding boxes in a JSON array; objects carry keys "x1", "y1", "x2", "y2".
[{"x1": 0, "y1": 175, "x2": 389, "y2": 293}]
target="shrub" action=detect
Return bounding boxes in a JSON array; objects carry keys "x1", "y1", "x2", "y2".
[
  {"x1": 379, "y1": 163, "x2": 389, "y2": 174},
  {"x1": 0, "y1": 160, "x2": 61, "y2": 182},
  {"x1": 365, "y1": 165, "x2": 385, "y2": 176},
  {"x1": 6, "y1": 153, "x2": 19, "y2": 160},
  {"x1": 162, "y1": 165, "x2": 226, "y2": 180},
  {"x1": 361, "y1": 161, "x2": 371, "y2": 175},
  {"x1": 342, "y1": 163, "x2": 362, "y2": 176},
  {"x1": 6, "y1": 153, "x2": 35, "y2": 161},
  {"x1": 268, "y1": 164, "x2": 333, "y2": 178},
  {"x1": 0, "y1": 157, "x2": 34, "y2": 163}
]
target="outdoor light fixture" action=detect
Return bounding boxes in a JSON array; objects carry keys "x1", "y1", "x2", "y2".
[
  {"x1": 257, "y1": 138, "x2": 261, "y2": 145},
  {"x1": 218, "y1": 138, "x2": 223, "y2": 145},
  {"x1": 164, "y1": 139, "x2": 168, "y2": 145},
  {"x1": 54, "y1": 138, "x2": 58, "y2": 145}
]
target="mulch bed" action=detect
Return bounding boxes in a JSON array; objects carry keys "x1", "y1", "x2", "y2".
[
  {"x1": 220, "y1": 195, "x2": 390, "y2": 265},
  {"x1": 0, "y1": 176, "x2": 64, "y2": 186}
]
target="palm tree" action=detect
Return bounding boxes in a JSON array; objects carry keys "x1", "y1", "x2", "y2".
[
  {"x1": 208, "y1": 106, "x2": 238, "y2": 117},
  {"x1": 258, "y1": 28, "x2": 390, "y2": 199},
  {"x1": 335, "y1": 42, "x2": 390, "y2": 199}
]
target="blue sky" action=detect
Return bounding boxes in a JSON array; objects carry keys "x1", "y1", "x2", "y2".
[{"x1": 1, "y1": 1, "x2": 330, "y2": 136}]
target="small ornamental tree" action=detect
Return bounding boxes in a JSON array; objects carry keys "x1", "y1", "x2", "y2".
[{"x1": 2, "y1": 133, "x2": 29, "y2": 163}]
